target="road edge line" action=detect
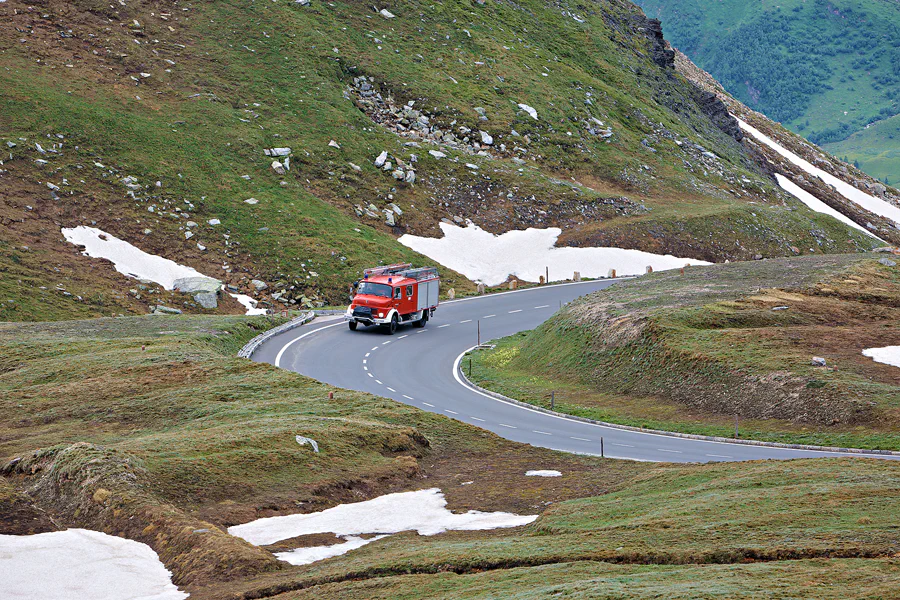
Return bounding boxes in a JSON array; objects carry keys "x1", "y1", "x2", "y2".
[{"x1": 453, "y1": 347, "x2": 900, "y2": 458}]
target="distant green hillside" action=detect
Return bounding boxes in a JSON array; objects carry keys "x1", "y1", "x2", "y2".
[{"x1": 637, "y1": 0, "x2": 900, "y2": 183}]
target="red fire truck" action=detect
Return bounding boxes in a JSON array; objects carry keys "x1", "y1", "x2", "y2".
[{"x1": 345, "y1": 264, "x2": 440, "y2": 334}]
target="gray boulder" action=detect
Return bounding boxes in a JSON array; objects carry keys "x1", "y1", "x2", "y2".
[
  {"x1": 152, "y1": 305, "x2": 183, "y2": 315},
  {"x1": 194, "y1": 292, "x2": 219, "y2": 309},
  {"x1": 173, "y1": 276, "x2": 222, "y2": 294},
  {"x1": 251, "y1": 279, "x2": 269, "y2": 291}
]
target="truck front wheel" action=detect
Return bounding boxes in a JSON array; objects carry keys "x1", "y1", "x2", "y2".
[
  {"x1": 387, "y1": 314, "x2": 398, "y2": 335},
  {"x1": 348, "y1": 321, "x2": 358, "y2": 331}
]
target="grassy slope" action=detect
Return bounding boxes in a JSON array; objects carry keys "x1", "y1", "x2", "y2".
[
  {"x1": 470, "y1": 254, "x2": 900, "y2": 449},
  {"x1": 825, "y1": 113, "x2": 900, "y2": 185},
  {"x1": 0, "y1": 0, "x2": 881, "y2": 322},
  {"x1": 636, "y1": 0, "x2": 900, "y2": 183}
]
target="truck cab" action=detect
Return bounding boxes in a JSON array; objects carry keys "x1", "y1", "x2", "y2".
[{"x1": 346, "y1": 264, "x2": 439, "y2": 334}]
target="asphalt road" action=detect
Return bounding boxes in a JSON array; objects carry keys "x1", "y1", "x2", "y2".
[{"x1": 254, "y1": 280, "x2": 895, "y2": 463}]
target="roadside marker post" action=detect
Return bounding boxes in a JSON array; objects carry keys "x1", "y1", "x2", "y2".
[
  {"x1": 550, "y1": 391, "x2": 555, "y2": 410},
  {"x1": 601, "y1": 437, "x2": 604, "y2": 458}
]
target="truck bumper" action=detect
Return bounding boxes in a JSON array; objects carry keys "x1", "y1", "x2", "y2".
[{"x1": 345, "y1": 310, "x2": 391, "y2": 326}]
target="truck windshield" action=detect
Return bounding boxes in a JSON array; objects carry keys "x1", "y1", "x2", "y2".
[{"x1": 356, "y1": 282, "x2": 392, "y2": 298}]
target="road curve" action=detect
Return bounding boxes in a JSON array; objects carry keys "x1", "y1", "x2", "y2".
[{"x1": 253, "y1": 280, "x2": 896, "y2": 463}]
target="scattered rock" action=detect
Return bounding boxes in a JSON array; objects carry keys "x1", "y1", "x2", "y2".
[
  {"x1": 374, "y1": 150, "x2": 389, "y2": 168},
  {"x1": 271, "y1": 160, "x2": 286, "y2": 175},
  {"x1": 296, "y1": 435, "x2": 319, "y2": 452},
  {"x1": 479, "y1": 130, "x2": 493, "y2": 145},
  {"x1": 879, "y1": 258, "x2": 897, "y2": 267},
  {"x1": 244, "y1": 198, "x2": 259, "y2": 205},
  {"x1": 429, "y1": 150, "x2": 447, "y2": 159},
  {"x1": 251, "y1": 279, "x2": 269, "y2": 291},
  {"x1": 265, "y1": 148, "x2": 291, "y2": 157},
  {"x1": 328, "y1": 140, "x2": 341, "y2": 149},
  {"x1": 152, "y1": 305, "x2": 183, "y2": 315},
  {"x1": 208, "y1": 218, "x2": 221, "y2": 226},
  {"x1": 379, "y1": 8, "x2": 396, "y2": 19},
  {"x1": 811, "y1": 357, "x2": 827, "y2": 367},
  {"x1": 517, "y1": 103, "x2": 538, "y2": 120}
]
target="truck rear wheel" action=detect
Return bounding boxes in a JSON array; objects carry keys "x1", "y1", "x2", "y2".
[
  {"x1": 348, "y1": 321, "x2": 358, "y2": 331},
  {"x1": 387, "y1": 314, "x2": 398, "y2": 335},
  {"x1": 413, "y1": 309, "x2": 427, "y2": 328}
]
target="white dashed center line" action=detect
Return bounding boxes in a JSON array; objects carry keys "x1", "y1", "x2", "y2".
[
  {"x1": 508, "y1": 309, "x2": 523, "y2": 314},
  {"x1": 363, "y1": 366, "x2": 368, "y2": 371},
  {"x1": 613, "y1": 443, "x2": 634, "y2": 448},
  {"x1": 367, "y1": 373, "x2": 374, "y2": 378},
  {"x1": 422, "y1": 402, "x2": 435, "y2": 408},
  {"x1": 705, "y1": 454, "x2": 733, "y2": 459},
  {"x1": 416, "y1": 330, "x2": 426, "y2": 334},
  {"x1": 398, "y1": 335, "x2": 409, "y2": 339},
  {"x1": 532, "y1": 430, "x2": 552, "y2": 435},
  {"x1": 657, "y1": 449, "x2": 681, "y2": 453},
  {"x1": 438, "y1": 324, "x2": 451, "y2": 328},
  {"x1": 570, "y1": 437, "x2": 590, "y2": 442},
  {"x1": 382, "y1": 341, "x2": 391, "y2": 345},
  {"x1": 471, "y1": 417, "x2": 486, "y2": 422},
  {"x1": 362, "y1": 359, "x2": 367, "y2": 364},
  {"x1": 387, "y1": 387, "x2": 396, "y2": 392},
  {"x1": 460, "y1": 319, "x2": 472, "y2": 323},
  {"x1": 365, "y1": 352, "x2": 370, "y2": 358},
  {"x1": 402, "y1": 395, "x2": 414, "y2": 400},
  {"x1": 375, "y1": 379, "x2": 383, "y2": 385},
  {"x1": 444, "y1": 409, "x2": 459, "y2": 415},
  {"x1": 534, "y1": 305, "x2": 550, "y2": 309},
  {"x1": 498, "y1": 423, "x2": 516, "y2": 429},
  {"x1": 371, "y1": 347, "x2": 379, "y2": 351},
  {"x1": 483, "y1": 314, "x2": 496, "y2": 319}
]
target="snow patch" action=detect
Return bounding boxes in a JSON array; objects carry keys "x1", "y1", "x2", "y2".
[
  {"x1": 398, "y1": 222, "x2": 710, "y2": 286},
  {"x1": 274, "y1": 535, "x2": 388, "y2": 566},
  {"x1": 0, "y1": 529, "x2": 187, "y2": 600},
  {"x1": 62, "y1": 226, "x2": 205, "y2": 290},
  {"x1": 774, "y1": 175, "x2": 878, "y2": 239},
  {"x1": 525, "y1": 470, "x2": 562, "y2": 477},
  {"x1": 228, "y1": 488, "x2": 537, "y2": 547},
  {"x1": 229, "y1": 293, "x2": 267, "y2": 315},
  {"x1": 737, "y1": 119, "x2": 900, "y2": 227},
  {"x1": 862, "y1": 346, "x2": 900, "y2": 368}
]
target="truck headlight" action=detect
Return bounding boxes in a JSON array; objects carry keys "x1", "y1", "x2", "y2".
[{"x1": 378, "y1": 311, "x2": 384, "y2": 317}]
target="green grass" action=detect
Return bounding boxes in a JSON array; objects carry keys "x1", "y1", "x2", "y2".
[
  {"x1": 825, "y1": 113, "x2": 900, "y2": 184},
  {"x1": 469, "y1": 254, "x2": 900, "y2": 449}
]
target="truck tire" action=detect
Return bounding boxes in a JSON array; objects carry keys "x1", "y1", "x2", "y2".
[
  {"x1": 387, "y1": 314, "x2": 398, "y2": 335},
  {"x1": 348, "y1": 321, "x2": 358, "y2": 331},
  {"x1": 413, "y1": 309, "x2": 427, "y2": 328}
]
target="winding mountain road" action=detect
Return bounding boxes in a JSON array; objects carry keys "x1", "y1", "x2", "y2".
[{"x1": 253, "y1": 280, "x2": 897, "y2": 463}]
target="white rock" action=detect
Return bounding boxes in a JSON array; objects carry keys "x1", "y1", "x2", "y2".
[
  {"x1": 265, "y1": 147, "x2": 292, "y2": 157},
  {"x1": 208, "y1": 218, "x2": 221, "y2": 226},
  {"x1": 328, "y1": 140, "x2": 341, "y2": 149},
  {"x1": 429, "y1": 150, "x2": 447, "y2": 159},
  {"x1": 296, "y1": 435, "x2": 319, "y2": 452},
  {"x1": 272, "y1": 160, "x2": 286, "y2": 175},
  {"x1": 245, "y1": 198, "x2": 259, "y2": 205},
  {"x1": 374, "y1": 150, "x2": 389, "y2": 168},
  {"x1": 465, "y1": 163, "x2": 479, "y2": 170},
  {"x1": 479, "y1": 130, "x2": 493, "y2": 145},
  {"x1": 517, "y1": 103, "x2": 538, "y2": 120},
  {"x1": 348, "y1": 162, "x2": 362, "y2": 171},
  {"x1": 379, "y1": 8, "x2": 396, "y2": 18},
  {"x1": 525, "y1": 470, "x2": 562, "y2": 477}
]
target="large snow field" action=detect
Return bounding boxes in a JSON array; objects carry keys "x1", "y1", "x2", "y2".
[
  {"x1": 62, "y1": 226, "x2": 207, "y2": 290},
  {"x1": 0, "y1": 529, "x2": 187, "y2": 600},
  {"x1": 737, "y1": 119, "x2": 900, "y2": 227},
  {"x1": 862, "y1": 346, "x2": 900, "y2": 368},
  {"x1": 229, "y1": 488, "x2": 537, "y2": 564},
  {"x1": 398, "y1": 223, "x2": 709, "y2": 286}
]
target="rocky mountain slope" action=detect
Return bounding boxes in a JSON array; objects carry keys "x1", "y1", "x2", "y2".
[
  {"x1": 636, "y1": 0, "x2": 900, "y2": 183},
  {"x1": 0, "y1": 0, "x2": 893, "y2": 323}
]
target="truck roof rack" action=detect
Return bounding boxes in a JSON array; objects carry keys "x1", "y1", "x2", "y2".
[
  {"x1": 363, "y1": 264, "x2": 438, "y2": 281},
  {"x1": 363, "y1": 263, "x2": 412, "y2": 277},
  {"x1": 398, "y1": 267, "x2": 438, "y2": 281}
]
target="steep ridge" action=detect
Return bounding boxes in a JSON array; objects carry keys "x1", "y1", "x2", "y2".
[{"x1": 0, "y1": 0, "x2": 884, "y2": 321}]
